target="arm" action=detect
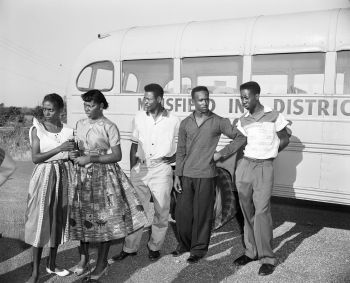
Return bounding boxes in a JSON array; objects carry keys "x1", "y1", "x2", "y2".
[
  {"x1": 75, "y1": 144, "x2": 122, "y2": 166},
  {"x1": 31, "y1": 127, "x2": 75, "y2": 164},
  {"x1": 130, "y1": 142, "x2": 139, "y2": 170},
  {"x1": 0, "y1": 150, "x2": 16, "y2": 186},
  {"x1": 214, "y1": 118, "x2": 247, "y2": 161},
  {"x1": 277, "y1": 127, "x2": 290, "y2": 152},
  {"x1": 174, "y1": 120, "x2": 187, "y2": 177}
]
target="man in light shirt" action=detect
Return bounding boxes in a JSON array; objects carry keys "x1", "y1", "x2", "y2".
[
  {"x1": 233, "y1": 81, "x2": 290, "y2": 276},
  {"x1": 113, "y1": 83, "x2": 180, "y2": 261}
]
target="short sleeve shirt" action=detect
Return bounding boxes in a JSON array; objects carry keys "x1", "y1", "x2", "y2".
[
  {"x1": 131, "y1": 110, "x2": 180, "y2": 160},
  {"x1": 236, "y1": 105, "x2": 289, "y2": 159}
]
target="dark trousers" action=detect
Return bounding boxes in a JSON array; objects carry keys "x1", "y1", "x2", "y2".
[{"x1": 175, "y1": 176, "x2": 216, "y2": 257}]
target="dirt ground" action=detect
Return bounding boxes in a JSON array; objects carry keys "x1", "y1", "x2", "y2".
[{"x1": 1, "y1": 162, "x2": 350, "y2": 283}]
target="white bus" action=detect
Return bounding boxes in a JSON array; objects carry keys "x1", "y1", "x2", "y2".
[{"x1": 67, "y1": 8, "x2": 350, "y2": 205}]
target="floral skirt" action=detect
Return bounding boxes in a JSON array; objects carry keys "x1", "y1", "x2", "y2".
[
  {"x1": 25, "y1": 161, "x2": 73, "y2": 248},
  {"x1": 69, "y1": 163, "x2": 147, "y2": 242}
]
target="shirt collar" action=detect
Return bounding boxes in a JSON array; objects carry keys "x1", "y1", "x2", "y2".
[
  {"x1": 146, "y1": 108, "x2": 169, "y2": 117},
  {"x1": 243, "y1": 105, "x2": 272, "y2": 117},
  {"x1": 190, "y1": 110, "x2": 214, "y2": 120}
]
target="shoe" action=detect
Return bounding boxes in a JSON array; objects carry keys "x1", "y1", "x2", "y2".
[
  {"x1": 73, "y1": 265, "x2": 88, "y2": 276},
  {"x1": 89, "y1": 264, "x2": 109, "y2": 281},
  {"x1": 186, "y1": 254, "x2": 203, "y2": 264},
  {"x1": 148, "y1": 249, "x2": 161, "y2": 261},
  {"x1": 45, "y1": 266, "x2": 70, "y2": 277},
  {"x1": 112, "y1": 250, "x2": 137, "y2": 261},
  {"x1": 258, "y1": 263, "x2": 275, "y2": 276},
  {"x1": 171, "y1": 249, "x2": 187, "y2": 257},
  {"x1": 233, "y1": 255, "x2": 257, "y2": 267}
]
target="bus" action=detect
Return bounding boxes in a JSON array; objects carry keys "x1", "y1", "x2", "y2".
[{"x1": 67, "y1": 8, "x2": 350, "y2": 205}]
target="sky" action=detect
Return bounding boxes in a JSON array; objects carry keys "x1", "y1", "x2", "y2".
[{"x1": 1, "y1": 0, "x2": 349, "y2": 107}]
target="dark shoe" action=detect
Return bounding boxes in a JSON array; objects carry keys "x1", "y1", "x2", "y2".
[
  {"x1": 233, "y1": 255, "x2": 256, "y2": 266},
  {"x1": 171, "y1": 249, "x2": 187, "y2": 257},
  {"x1": 258, "y1": 264, "x2": 275, "y2": 276},
  {"x1": 186, "y1": 254, "x2": 203, "y2": 264},
  {"x1": 148, "y1": 249, "x2": 161, "y2": 261},
  {"x1": 112, "y1": 250, "x2": 137, "y2": 261}
]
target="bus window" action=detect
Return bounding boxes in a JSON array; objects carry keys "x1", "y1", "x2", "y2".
[
  {"x1": 336, "y1": 51, "x2": 350, "y2": 94},
  {"x1": 77, "y1": 66, "x2": 92, "y2": 90},
  {"x1": 164, "y1": 80, "x2": 174, "y2": 93},
  {"x1": 124, "y1": 73, "x2": 138, "y2": 92},
  {"x1": 252, "y1": 53, "x2": 325, "y2": 94},
  {"x1": 122, "y1": 59, "x2": 173, "y2": 92},
  {"x1": 76, "y1": 61, "x2": 114, "y2": 92},
  {"x1": 181, "y1": 56, "x2": 243, "y2": 94}
]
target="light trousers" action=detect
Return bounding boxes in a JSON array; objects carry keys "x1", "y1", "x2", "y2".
[
  {"x1": 236, "y1": 157, "x2": 277, "y2": 266},
  {"x1": 123, "y1": 162, "x2": 173, "y2": 252}
]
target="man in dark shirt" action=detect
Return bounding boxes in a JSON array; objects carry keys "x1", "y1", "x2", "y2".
[{"x1": 172, "y1": 86, "x2": 246, "y2": 263}]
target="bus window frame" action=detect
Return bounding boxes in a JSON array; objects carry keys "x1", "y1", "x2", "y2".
[{"x1": 76, "y1": 60, "x2": 115, "y2": 92}]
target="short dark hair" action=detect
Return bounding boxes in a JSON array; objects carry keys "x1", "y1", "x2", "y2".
[
  {"x1": 240, "y1": 81, "x2": 261, "y2": 95},
  {"x1": 43, "y1": 93, "x2": 64, "y2": 110},
  {"x1": 144, "y1": 83, "x2": 164, "y2": 99},
  {"x1": 191, "y1": 86, "x2": 209, "y2": 99},
  {"x1": 81, "y1": 89, "x2": 109, "y2": 109}
]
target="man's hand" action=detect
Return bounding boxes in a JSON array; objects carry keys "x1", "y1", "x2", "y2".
[
  {"x1": 174, "y1": 175, "x2": 182, "y2": 193},
  {"x1": 213, "y1": 152, "x2": 222, "y2": 162}
]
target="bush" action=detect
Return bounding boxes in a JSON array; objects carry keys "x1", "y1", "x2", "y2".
[{"x1": 0, "y1": 125, "x2": 31, "y2": 161}]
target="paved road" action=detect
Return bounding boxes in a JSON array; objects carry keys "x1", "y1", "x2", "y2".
[{"x1": 0, "y1": 162, "x2": 350, "y2": 282}]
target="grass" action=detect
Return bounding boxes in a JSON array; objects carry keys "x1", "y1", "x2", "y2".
[{"x1": 0, "y1": 125, "x2": 31, "y2": 161}]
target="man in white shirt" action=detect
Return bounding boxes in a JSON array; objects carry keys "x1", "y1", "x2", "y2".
[
  {"x1": 233, "y1": 81, "x2": 290, "y2": 276},
  {"x1": 113, "y1": 83, "x2": 180, "y2": 261}
]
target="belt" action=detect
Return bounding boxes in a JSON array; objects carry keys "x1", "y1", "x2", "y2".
[
  {"x1": 140, "y1": 158, "x2": 164, "y2": 166},
  {"x1": 244, "y1": 156, "x2": 274, "y2": 163}
]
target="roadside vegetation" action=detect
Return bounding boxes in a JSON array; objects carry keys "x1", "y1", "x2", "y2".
[{"x1": 0, "y1": 100, "x2": 67, "y2": 160}]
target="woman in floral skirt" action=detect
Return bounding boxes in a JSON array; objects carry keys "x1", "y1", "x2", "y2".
[{"x1": 70, "y1": 89, "x2": 147, "y2": 281}]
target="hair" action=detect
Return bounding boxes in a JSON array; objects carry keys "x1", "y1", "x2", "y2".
[
  {"x1": 240, "y1": 81, "x2": 261, "y2": 95},
  {"x1": 144, "y1": 83, "x2": 164, "y2": 99},
  {"x1": 43, "y1": 93, "x2": 64, "y2": 110},
  {"x1": 191, "y1": 86, "x2": 209, "y2": 99},
  {"x1": 81, "y1": 89, "x2": 109, "y2": 109}
]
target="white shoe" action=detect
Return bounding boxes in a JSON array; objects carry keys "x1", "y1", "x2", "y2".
[{"x1": 46, "y1": 267, "x2": 70, "y2": 277}]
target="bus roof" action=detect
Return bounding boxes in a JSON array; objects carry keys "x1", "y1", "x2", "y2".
[{"x1": 77, "y1": 8, "x2": 350, "y2": 63}]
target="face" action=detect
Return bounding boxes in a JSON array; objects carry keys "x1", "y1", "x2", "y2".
[
  {"x1": 193, "y1": 91, "x2": 209, "y2": 113},
  {"x1": 143, "y1": 91, "x2": 161, "y2": 112},
  {"x1": 84, "y1": 100, "x2": 103, "y2": 119},
  {"x1": 240, "y1": 89, "x2": 259, "y2": 111},
  {"x1": 42, "y1": 100, "x2": 61, "y2": 122}
]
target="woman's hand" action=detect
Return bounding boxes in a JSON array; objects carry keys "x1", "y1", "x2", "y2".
[
  {"x1": 68, "y1": 150, "x2": 80, "y2": 161},
  {"x1": 75, "y1": 156, "x2": 91, "y2": 166},
  {"x1": 59, "y1": 140, "x2": 75, "y2": 152}
]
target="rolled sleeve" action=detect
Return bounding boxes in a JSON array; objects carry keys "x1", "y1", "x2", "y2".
[{"x1": 275, "y1": 113, "x2": 289, "y2": 132}]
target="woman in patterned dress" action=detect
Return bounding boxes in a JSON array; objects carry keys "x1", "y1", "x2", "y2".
[
  {"x1": 25, "y1": 93, "x2": 75, "y2": 283},
  {"x1": 70, "y1": 89, "x2": 147, "y2": 280}
]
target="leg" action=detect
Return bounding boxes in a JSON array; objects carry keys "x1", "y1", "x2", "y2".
[
  {"x1": 236, "y1": 159, "x2": 257, "y2": 260},
  {"x1": 77, "y1": 241, "x2": 89, "y2": 268},
  {"x1": 47, "y1": 246, "x2": 58, "y2": 270},
  {"x1": 92, "y1": 241, "x2": 110, "y2": 275},
  {"x1": 252, "y1": 160, "x2": 276, "y2": 266},
  {"x1": 175, "y1": 176, "x2": 194, "y2": 251},
  {"x1": 123, "y1": 165, "x2": 150, "y2": 253},
  {"x1": 28, "y1": 246, "x2": 43, "y2": 283},
  {"x1": 147, "y1": 164, "x2": 173, "y2": 251},
  {"x1": 189, "y1": 178, "x2": 216, "y2": 257}
]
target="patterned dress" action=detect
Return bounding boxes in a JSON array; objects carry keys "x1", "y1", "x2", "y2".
[
  {"x1": 69, "y1": 117, "x2": 147, "y2": 242},
  {"x1": 25, "y1": 118, "x2": 74, "y2": 248}
]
